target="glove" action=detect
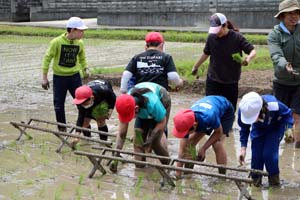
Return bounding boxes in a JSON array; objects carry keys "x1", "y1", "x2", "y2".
[{"x1": 41, "y1": 79, "x2": 50, "y2": 90}]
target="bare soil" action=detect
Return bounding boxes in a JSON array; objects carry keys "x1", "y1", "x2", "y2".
[{"x1": 92, "y1": 69, "x2": 274, "y2": 97}]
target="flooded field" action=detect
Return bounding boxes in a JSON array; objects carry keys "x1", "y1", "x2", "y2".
[{"x1": 1, "y1": 36, "x2": 300, "y2": 200}]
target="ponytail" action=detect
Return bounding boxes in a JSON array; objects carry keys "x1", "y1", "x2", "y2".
[
  {"x1": 130, "y1": 87, "x2": 151, "y2": 108},
  {"x1": 226, "y1": 20, "x2": 239, "y2": 32}
]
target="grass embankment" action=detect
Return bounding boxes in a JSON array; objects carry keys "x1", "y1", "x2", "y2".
[{"x1": 0, "y1": 25, "x2": 272, "y2": 81}]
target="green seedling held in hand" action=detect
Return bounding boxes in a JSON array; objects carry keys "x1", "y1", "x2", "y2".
[
  {"x1": 232, "y1": 52, "x2": 243, "y2": 64},
  {"x1": 135, "y1": 130, "x2": 144, "y2": 146}
]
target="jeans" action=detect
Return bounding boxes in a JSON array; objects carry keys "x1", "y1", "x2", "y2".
[{"x1": 53, "y1": 73, "x2": 82, "y2": 125}]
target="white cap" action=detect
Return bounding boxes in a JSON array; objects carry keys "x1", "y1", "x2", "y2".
[
  {"x1": 66, "y1": 17, "x2": 88, "y2": 30},
  {"x1": 239, "y1": 92, "x2": 263, "y2": 124},
  {"x1": 208, "y1": 13, "x2": 227, "y2": 34}
]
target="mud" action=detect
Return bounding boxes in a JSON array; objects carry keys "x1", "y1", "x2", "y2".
[{"x1": 0, "y1": 36, "x2": 300, "y2": 200}]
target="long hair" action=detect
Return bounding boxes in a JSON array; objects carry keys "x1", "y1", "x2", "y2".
[
  {"x1": 226, "y1": 20, "x2": 240, "y2": 32},
  {"x1": 130, "y1": 87, "x2": 151, "y2": 108}
]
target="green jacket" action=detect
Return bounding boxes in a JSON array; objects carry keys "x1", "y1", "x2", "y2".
[
  {"x1": 268, "y1": 23, "x2": 300, "y2": 85},
  {"x1": 42, "y1": 33, "x2": 87, "y2": 76}
]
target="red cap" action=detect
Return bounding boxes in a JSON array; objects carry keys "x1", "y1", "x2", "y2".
[
  {"x1": 145, "y1": 32, "x2": 164, "y2": 43},
  {"x1": 73, "y1": 85, "x2": 93, "y2": 104},
  {"x1": 116, "y1": 94, "x2": 136, "y2": 123},
  {"x1": 172, "y1": 109, "x2": 195, "y2": 138}
]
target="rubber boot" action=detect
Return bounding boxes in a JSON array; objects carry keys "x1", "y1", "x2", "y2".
[
  {"x1": 252, "y1": 176, "x2": 262, "y2": 187},
  {"x1": 58, "y1": 126, "x2": 66, "y2": 132},
  {"x1": 98, "y1": 125, "x2": 108, "y2": 141},
  {"x1": 218, "y1": 167, "x2": 226, "y2": 175},
  {"x1": 268, "y1": 174, "x2": 280, "y2": 187},
  {"x1": 82, "y1": 125, "x2": 91, "y2": 137}
]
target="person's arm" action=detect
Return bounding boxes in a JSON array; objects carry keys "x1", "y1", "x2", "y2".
[
  {"x1": 78, "y1": 41, "x2": 88, "y2": 73},
  {"x1": 167, "y1": 71, "x2": 183, "y2": 87},
  {"x1": 197, "y1": 125, "x2": 223, "y2": 159},
  {"x1": 279, "y1": 101, "x2": 294, "y2": 128},
  {"x1": 237, "y1": 111, "x2": 251, "y2": 165},
  {"x1": 41, "y1": 40, "x2": 56, "y2": 90},
  {"x1": 75, "y1": 107, "x2": 85, "y2": 133},
  {"x1": 120, "y1": 70, "x2": 133, "y2": 93},
  {"x1": 144, "y1": 117, "x2": 166, "y2": 147},
  {"x1": 242, "y1": 49, "x2": 256, "y2": 66},
  {"x1": 176, "y1": 138, "x2": 189, "y2": 178},
  {"x1": 116, "y1": 122, "x2": 129, "y2": 151},
  {"x1": 191, "y1": 53, "x2": 209, "y2": 75},
  {"x1": 267, "y1": 31, "x2": 289, "y2": 73}
]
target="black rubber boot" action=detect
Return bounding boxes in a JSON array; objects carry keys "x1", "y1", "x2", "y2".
[
  {"x1": 268, "y1": 174, "x2": 280, "y2": 187},
  {"x1": 218, "y1": 167, "x2": 226, "y2": 175},
  {"x1": 252, "y1": 176, "x2": 262, "y2": 187},
  {"x1": 82, "y1": 125, "x2": 91, "y2": 137},
  {"x1": 98, "y1": 125, "x2": 108, "y2": 141},
  {"x1": 58, "y1": 126, "x2": 66, "y2": 132}
]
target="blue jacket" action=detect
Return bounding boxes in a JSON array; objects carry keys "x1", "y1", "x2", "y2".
[
  {"x1": 238, "y1": 94, "x2": 294, "y2": 147},
  {"x1": 191, "y1": 96, "x2": 233, "y2": 134}
]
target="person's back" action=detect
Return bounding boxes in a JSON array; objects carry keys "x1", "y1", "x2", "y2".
[{"x1": 120, "y1": 32, "x2": 183, "y2": 93}]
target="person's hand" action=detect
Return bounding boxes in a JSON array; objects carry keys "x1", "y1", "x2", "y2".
[
  {"x1": 41, "y1": 79, "x2": 50, "y2": 90},
  {"x1": 191, "y1": 66, "x2": 198, "y2": 76},
  {"x1": 285, "y1": 63, "x2": 299, "y2": 75},
  {"x1": 241, "y1": 56, "x2": 250, "y2": 66},
  {"x1": 286, "y1": 63, "x2": 294, "y2": 73},
  {"x1": 83, "y1": 68, "x2": 91, "y2": 79},
  {"x1": 284, "y1": 128, "x2": 294, "y2": 143},
  {"x1": 241, "y1": 59, "x2": 248, "y2": 66},
  {"x1": 106, "y1": 109, "x2": 113, "y2": 120},
  {"x1": 239, "y1": 147, "x2": 246, "y2": 166},
  {"x1": 196, "y1": 149, "x2": 206, "y2": 162}
]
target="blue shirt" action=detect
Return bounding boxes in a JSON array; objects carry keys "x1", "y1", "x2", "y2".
[
  {"x1": 191, "y1": 96, "x2": 233, "y2": 134},
  {"x1": 129, "y1": 82, "x2": 166, "y2": 122},
  {"x1": 238, "y1": 94, "x2": 294, "y2": 147}
]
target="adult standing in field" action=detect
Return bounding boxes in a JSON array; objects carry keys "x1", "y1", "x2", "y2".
[
  {"x1": 172, "y1": 95, "x2": 235, "y2": 178},
  {"x1": 191, "y1": 13, "x2": 256, "y2": 111},
  {"x1": 71, "y1": 80, "x2": 116, "y2": 145},
  {"x1": 41, "y1": 17, "x2": 89, "y2": 131},
  {"x1": 238, "y1": 92, "x2": 293, "y2": 186},
  {"x1": 268, "y1": 0, "x2": 300, "y2": 148}
]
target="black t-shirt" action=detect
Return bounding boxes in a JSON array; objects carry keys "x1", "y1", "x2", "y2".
[
  {"x1": 126, "y1": 49, "x2": 177, "y2": 89},
  {"x1": 204, "y1": 30, "x2": 254, "y2": 84},
  {"x1": 76, "y1": 80, "x2": 116, "y2": 127}
]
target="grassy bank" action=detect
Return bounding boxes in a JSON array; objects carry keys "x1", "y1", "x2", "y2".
[{"x1": 0, "y1": 25, "x2": 268, "y2": 44}]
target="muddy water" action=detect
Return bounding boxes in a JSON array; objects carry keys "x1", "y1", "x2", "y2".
[{"x1": 1, "y1": 36, "x2": 300, "y2": 200}]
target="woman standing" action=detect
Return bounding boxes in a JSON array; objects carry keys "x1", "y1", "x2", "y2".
[{"x1": 192, "y1": 13, "x2": 256, "y2": 111}]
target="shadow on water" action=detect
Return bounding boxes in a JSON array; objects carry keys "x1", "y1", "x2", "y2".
[{"x1": 1, "y1": 37, "x2": 300, "y2": 199}]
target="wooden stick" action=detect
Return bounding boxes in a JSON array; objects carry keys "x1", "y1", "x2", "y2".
[
  {"x1": 74, "y1": 151, "x2": 253, "y2": 183},
  {"x1": 29, "y1": 118, "x2": 116, "y2": 137},
  {"x1": 92, "y1": 146, "x2": 268, "y2": 176},
  {"x1": 10, "y1": 121, "x2": 112, "y2": 146}
]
